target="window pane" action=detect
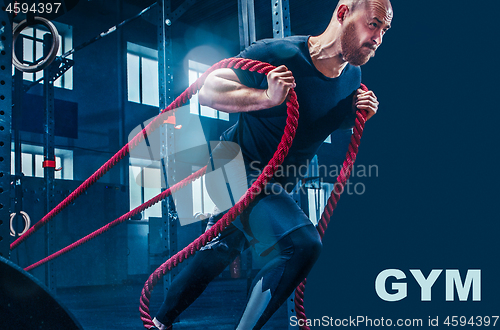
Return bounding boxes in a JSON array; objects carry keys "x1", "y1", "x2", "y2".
[
  {"x1": 21, "y1": 27, "x2": 33, "y2": 37},
  {"x1": 142, "y1": 167, "x2": 160, "y2": 190},
  {"x1": 65, "y1": 67, "x2": 74, "y2": 90},
  {"x1": 23, "y1": 38, "x2": 33, "y2": 63},
  {"x1": 57, "y1": 35, "x2": 62, "y2": 55},
  {"x1": 54, "y1": 77, "x2": 62, "y2": 88},
  {"x1": 200, "y1": 105, "x2": 217, "y2": 119},
  {"x1": 56, "y1": 148, "x2": 74, "y2": 180},
  {"x1": 35, "y1": 40, "x2": 44, "y2": 84},
  {"x1": 55, "y1": 156, "x2": 62, "y2": 179},
  {"x1": 190, "y1": 94, "x2": 200, "y2": 116},
  {"x1": 129, "y1": 166, "x2": 143, "y2": 210},
  {"x1": 22, "y1": 153, "x2": 33, "y2": 176},
  {"x1": 35, "y1": 70, "x2": 43, "y2": 82},
  {"x1": 143, "y1": 167, "x2": 161, "y2": 218},
  {"x1": 189, "y1": 70, "x2": 199, "y2": 115},
  {"x1": 202, "y1": 176, "x2": 215, "y2": 213},
  {"x1": 35, "y1": 29, "x2": 47, "y2": 40},
  {"x1": 188, "y1": 69, "x2": 197, "y2": 85},
  {"x1": 35, "y1": 154, "x2": 44, "y2": 177},
  {"x1": 219, "y1": 111, "x2": 229, "y2": 121},
  {"x1": 192, "y1": 171, "x2": 202, "y2": 215},
  {"x1": 35, "y1": 40, "x2": 43, "y2": 62},
  {"x1": 141, "y1": 57, "x2": 159, "y2": 107},
  {"x1": 144, "y1": 199, "x2": 161, "y2": 219},
  {"x1": 22, "y1": 37, "x2": 34, "y2": 81},
  {"x1": 23, "y1": 72, "x2": 34, "y2": 81},
  {"x1": 127, "y1": 53, "x2": 140, "y2": 103},
  {"x1": 11, "y1": 151, "x2": 15, "y2": 175},
  {"x1": 64, "y1": 33, "x2": 73, "y2": 55},
  {"x1": 54, "y1": 35, "x2": 63, "y2": 88},
  {"x1": 307, "y1": 188, "x2": 325, "y2": 227}
]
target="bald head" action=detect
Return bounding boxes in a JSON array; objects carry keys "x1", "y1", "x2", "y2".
[
  {"x1": 335, "y1": 0, "x2": 393, "y2": 16},
  {"x1": 335, "y1": 0, "x2": 364, "y2": 13}
]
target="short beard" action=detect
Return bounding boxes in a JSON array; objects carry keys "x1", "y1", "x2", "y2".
[{"x1": 340, "y1": 20, "x2": 375, "y2": 66}]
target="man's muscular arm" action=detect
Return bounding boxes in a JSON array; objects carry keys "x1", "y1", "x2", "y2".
[{"x1": 199, "y1": 65, "x2": 296, "y2": 113}]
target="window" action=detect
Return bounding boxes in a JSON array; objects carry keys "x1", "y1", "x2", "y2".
[
  {"x1": 303, "y1": 155, "x2": 332, "y2": 226},
  {"x1": 308, "y1": 184, "x2": 328, "y2": 226},
  {"x1": 129, "y1": 159, "x2": 162, "y2": 220},
  {"x1": 15, "y1": 22, "x2": 73, "y2": 89},
  {"x1": 127, "y1": 42, "x2": 159, "y2": 107},
  {"x1": 191, "y1": 166, "x2": 216, "y2": 215},
  {"x1": 11, "y1": 144, "x2": 73, "y2": 180},
  {"x1": 189, "y1": 60, "x2": 229, "y2": 121},
  {"x1": 129, "y1": 161, "x2": 217, "y2": 221}
]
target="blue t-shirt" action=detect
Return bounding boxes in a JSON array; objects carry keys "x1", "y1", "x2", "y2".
[{"x1": 221, "y1": 36, "x2": 362, "y2": 188}]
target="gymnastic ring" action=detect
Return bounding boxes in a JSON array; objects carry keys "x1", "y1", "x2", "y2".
[
  {"x1": 12, "y1": 17, "x2": 60, "y2": 73},
  {"x1": 10, "y1": 211, "x2": 31, "y2": 237}
]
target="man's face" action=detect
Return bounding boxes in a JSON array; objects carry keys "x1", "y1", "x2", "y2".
[{"x1": 340, "y1": 0, "x2": 393, "y2": 66}]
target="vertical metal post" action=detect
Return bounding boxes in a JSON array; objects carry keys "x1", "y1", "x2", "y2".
[
  {"x1": 158, "y1": 0, "x2": 178, "y2": 301},
  {"x1": 0, "y1": 12, "x2": 13, "y2": 259},
  {"x1": 238, "y1": 0, "x2": 256, "y2": 51},
  {"x1": 117, "y1": 0, "x2": 127, "y2": 186},
  {"x1": 13, "y1": 37, "x2": 24, "y2": 252},
  {"x1": 272, "y1": 0, "x2": 291, "y2": 38},
  {"x1": 43, "y1": 34, "x2": 56, "y2": 291}
]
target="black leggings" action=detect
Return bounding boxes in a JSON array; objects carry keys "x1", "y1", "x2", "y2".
[{"x1": 155, "y1": 224, "x2": 322, "y2": 330}]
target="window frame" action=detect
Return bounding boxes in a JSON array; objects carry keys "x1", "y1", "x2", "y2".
[
  {"x1": 15, "y1": 21, "x2": 73, "y2": 90},
  {"x1": 126, "y1": 42, "x2": 159, "y2": 107},
  {"x1": 188, "y1": 60, "x2": 229, "y2": 121},
  {"x1": 11, "y1": 143, "x2": 73, "y2": 180}
]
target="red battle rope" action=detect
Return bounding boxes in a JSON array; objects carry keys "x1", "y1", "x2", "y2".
[
  {"x1": 14, "y1": 54, "x2": 368, "y2": 329},
  {"x1": 24, "y1": 167, "x2": 207, "y2": 272},
  {"x1": 139, "y1": 80, "x2": 368, "y2": 328},
  {"x1": 139, "y1": 63, "x2": 300, "y2": 329},
  {"x1": 10, "y1": 58, "x2": 276, "y2": 252},
  {"x1": 294, "y1": 84, "x2": 369, "y2": 330},
  {"x1": 21, "y1": 58, "x2": 291, "y2": 273}
]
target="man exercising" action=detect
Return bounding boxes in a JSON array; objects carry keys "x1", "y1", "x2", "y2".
[{"x1": 152, "y1": 0, "x2": 392, "y2": 329}]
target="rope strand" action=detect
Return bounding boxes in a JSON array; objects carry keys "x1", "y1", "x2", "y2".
[
  {"x1": 139, "y1": 60, "x2": 299, "y2": 329},
  {"x1": 294, "y1": 84, "x2": 369, "y2": 330},
  {"x1": 13, "y1": 55, "x2": 369, "y2": 330},
  {"x1": 23, "y1": 167, "x2": 207, "y2": 272},
  {"x1": 10, "y1": 58, "x2": 261, "y2": 251},
  {"x1": 20, "y1": 58, "x2": 276, "y2": 273}
]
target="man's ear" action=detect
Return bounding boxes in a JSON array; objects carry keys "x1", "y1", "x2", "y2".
[{"x1": 337, "y1": 4, "x2": 349, "y2": 23}]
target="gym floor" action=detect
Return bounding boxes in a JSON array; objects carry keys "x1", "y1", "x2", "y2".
[{"x1": 57, "y1": 276, "x2": 289, "y2": 330}]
